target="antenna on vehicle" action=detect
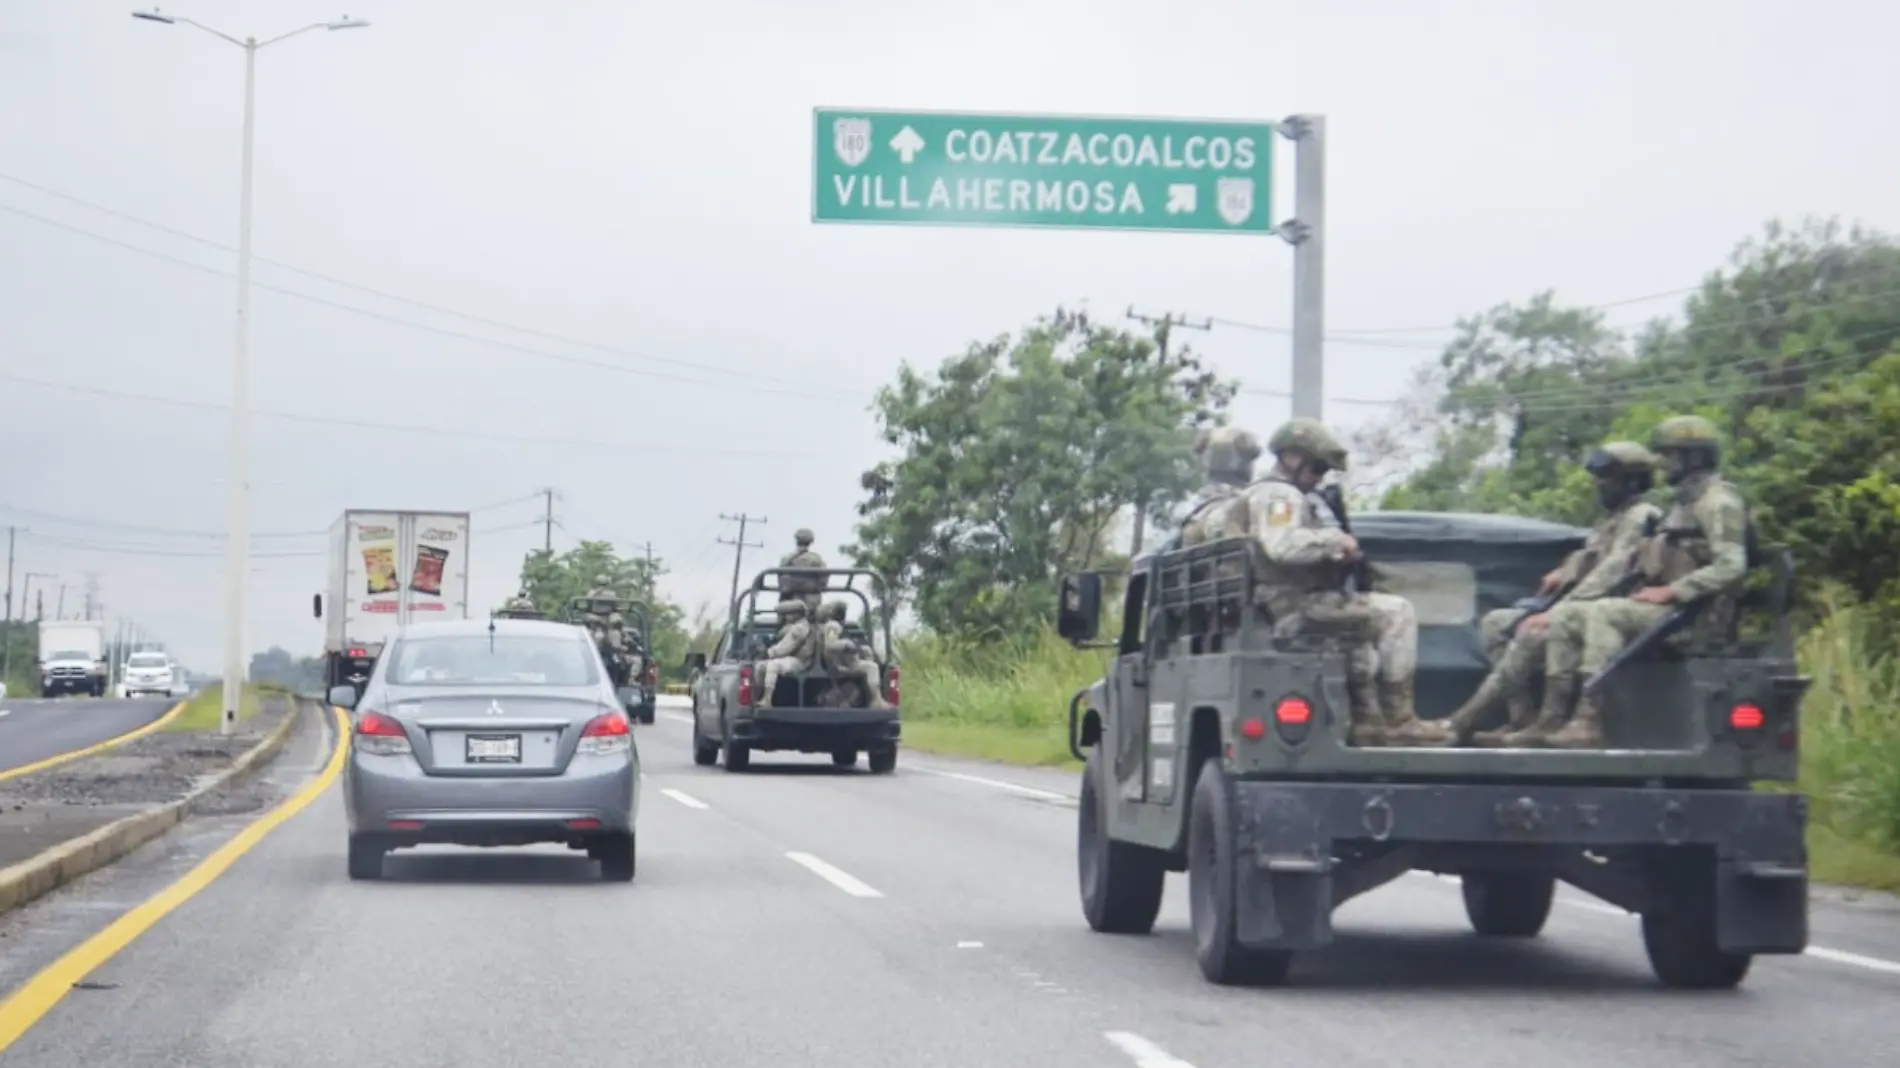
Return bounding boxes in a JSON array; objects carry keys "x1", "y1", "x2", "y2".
[{"x1": 487, "y1": 615, "x2": 496, "y2": 652}]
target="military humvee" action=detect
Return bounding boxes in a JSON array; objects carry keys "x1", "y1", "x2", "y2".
[
  {"x1": 684, "y1": 568, "x2": 900, "y2": 773},
  {"x1": 1058, "y1": 510, "x2": 1810, "y2": 989},
  {"x1": 565, "y1": 595, "x2": 657, "y2": 724}
]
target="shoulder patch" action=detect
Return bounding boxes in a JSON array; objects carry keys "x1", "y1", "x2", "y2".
[{"x1": 1265, "y1": 497, "x2": 1297, "y2": 527}]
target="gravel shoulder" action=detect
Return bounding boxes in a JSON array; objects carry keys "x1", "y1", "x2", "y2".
[{"x1": 0, "y1": 694, "x2": 295, "y2": 872}]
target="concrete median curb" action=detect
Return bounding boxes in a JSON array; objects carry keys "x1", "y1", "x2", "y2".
[{"x1": 0, "y1": 695, "x2": 313, "y2": 917}]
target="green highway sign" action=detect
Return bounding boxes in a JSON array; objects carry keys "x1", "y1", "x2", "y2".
[{"x1": 811, "y1": 108, "x2": 1276, "y2": 235}]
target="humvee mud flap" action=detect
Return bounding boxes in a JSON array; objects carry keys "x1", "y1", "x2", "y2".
[{"x1": 1059, "y1": 511, "x2": 1812, "y2": 990}]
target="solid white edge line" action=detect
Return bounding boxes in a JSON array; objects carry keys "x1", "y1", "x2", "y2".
[
  {"x1": 660, "y1": 787, "x2": 708, "y2": 810},
  {"x1": 1104, "y1": 1031, "x2": 1197, "y2": 1068},
  {"x1": 785, "y1": 851, "x2": 884, "y2": 898},
  {"x1": 912, "y1": 766, "x2": 1073, "y2": 803},
  {"x1": 1413, "y1": 871, "x2": 1900, "y2": 974}
]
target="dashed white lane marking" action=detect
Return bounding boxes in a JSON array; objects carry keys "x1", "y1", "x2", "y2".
[
  {"x1": 785, "y1": 851, "x2": 884, "y2": 898},
  {"x1": 912, "y1": 766, "x2": 1073, "y2": 803},
  {"x1": 660, "y1": 788, "x2": 708, "y2": 810},
  {"x1": 0, "y1": 709, "x2": 10, "y2": 718},
  {"x1": 1414, "y1": 871, "x2": 1900, "y2": 974},
  {"x1": 1104, "y1": 1031, "x2": 1197, "y2": 1068},
  {"x1": 956, "y1": 940, "x2": 984, "y2": 949},
  {"x1": 662, "y1": 712, "x2": 694, "y2": 725}
]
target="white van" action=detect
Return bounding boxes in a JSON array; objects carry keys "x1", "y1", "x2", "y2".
[{"x1": 120, "y1": 651, "x2": 177, "y2": 699}]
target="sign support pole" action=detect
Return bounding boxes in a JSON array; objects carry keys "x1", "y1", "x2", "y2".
[{"x1": 1277, "y1": 114, "x2": 1326, "y2": 422}]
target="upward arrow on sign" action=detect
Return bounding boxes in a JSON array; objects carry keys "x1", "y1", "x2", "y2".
[{"x1": 889, "y1": 125, "x2": 925, "y2": 163}]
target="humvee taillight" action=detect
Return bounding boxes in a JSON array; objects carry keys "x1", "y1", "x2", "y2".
[{"x1": 1729, "y1": 704, "x2": 1764, "y2": 731}]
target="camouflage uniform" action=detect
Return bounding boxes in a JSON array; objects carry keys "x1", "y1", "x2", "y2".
[
  {"x1": 1247, "y1": 418, "x2": 1445, "y2": 747},
  {"x1": 758, "y1": 599, "x2": 821, "y2": 709},
  {"x1": 1178, "y1": 427, "x2": 1262, "y2": 547},
  {"x1": 1443, "y1": 441, "x2": 1664, "y2": 745},
  {"x1": 780, "y1": 529, "x2": 826, "y2": 614},
  {"x1": 1528, "y1": 416, "x2": 1749, "y2": 749},
  {"x1": 817, "y1": 601, "x2": 890, "y2": 708},
  {"x1": 495, "y1": 594, "x2": 543, "y2": 619}
]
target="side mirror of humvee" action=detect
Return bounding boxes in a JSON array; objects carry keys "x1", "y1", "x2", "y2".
[
  {"x1": 683, "y1": 651, "x2": 707, "y2": 672},
  {"x1": 1056, "y1": 573, "x2": 1102, "y2": 644}
]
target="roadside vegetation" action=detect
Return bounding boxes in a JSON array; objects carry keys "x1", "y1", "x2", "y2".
[
  {"x1": 864, "y1": 218, "x2": 1900, "y2": 893},
  {"x1": 170, "y1": 682, "x2": 263, "y2": 732}
]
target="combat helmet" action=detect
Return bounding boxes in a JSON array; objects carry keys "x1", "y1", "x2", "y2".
[
  {"x1": 795, "y1": 528, "x2": 815, "y2": 546},
  {"x1": 819, "y1": 600, "x2": 848, "y2": 623},
  {"x1": 1583, "y1": 440, "x2": 1658, "y2": 475},
  {"x1": 1649, "y1": 414, "x2": 1722, "y2": 482},
  {"x1": 1267, "y1": 417, "x2": 1348, "y2": 471},
  {"x1": 1194, "y1": 426, "x2": 1263, "y2": 482}
]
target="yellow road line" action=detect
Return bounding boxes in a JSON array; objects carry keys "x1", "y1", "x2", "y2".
[
  {"x1": 0, "y1": 698, "x2": 190, "y2": 782},
  {"x1": 0, "y1": 704, "x2": 349, "y2": 1050}
]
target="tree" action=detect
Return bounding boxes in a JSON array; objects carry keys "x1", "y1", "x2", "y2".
[
  {"x1": 1369, "y1": 216, "x2": 1900, "y2": 631},
  {"x1": 249, "y1": 646, "x2": 324, "y2": 692},
  {"x1": 512, "y1": 541, "x2": 692, "y2": 679},
  {"x1": 847, "y1": 306, "x2": 1235, "y2": 642}
]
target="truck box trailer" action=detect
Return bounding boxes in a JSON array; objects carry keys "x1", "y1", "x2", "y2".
[{"x1": 314, "y1": 510, "x2": 471, "y2": 699}]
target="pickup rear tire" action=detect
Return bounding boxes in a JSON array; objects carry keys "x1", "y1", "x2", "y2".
[
  {"x1": 724, "y1": 740, "x2": 751, "y2": 772},
  {"x1": 1641, "y1": 854, "x2": 1753, "y2": 988},
  {"x1": 1461, "y1": 870, "x2": 1556, "y2": 938},
  {"x1": 1189, "y1": 758, "x2": 1294, "y2": 986},
  {"x1": 693, "y1": 733, "x2": 719, "y2": 766},
  {"x1": 832, "y1": 749, "x2": 858, "y2": 768},
  {"x1": 1078, "y1": 748, "x2": 1167, "y2": 935},
  {"x1": 867, "y1": 745, "x2": 897, "y2": 774}
]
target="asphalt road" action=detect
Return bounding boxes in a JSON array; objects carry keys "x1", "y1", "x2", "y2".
[
  {"x1": 0, "y1": 696, "x2": 177, "y2": 776},
  {"x1": 2, "y1": 695, "x2": 1898, "y2": 1067}
]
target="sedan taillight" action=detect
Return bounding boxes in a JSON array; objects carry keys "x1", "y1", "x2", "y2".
[
  {"x1": 353, "y1": 710, "x2": 412, "y2": 756},
  {"x1": 579, "y1": 710, "x2": 632, "y2": 756}
]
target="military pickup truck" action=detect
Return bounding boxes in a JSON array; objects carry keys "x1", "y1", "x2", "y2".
[
  {"x1": 684, "y1": 567, "x2": 900, "y2": 773},
  {"x1": 564, "y1": 595, "x2": 657, "y2": 724},
  {"x1": 1059, "y1": 510, "x2": 1810, "y2": 989}
]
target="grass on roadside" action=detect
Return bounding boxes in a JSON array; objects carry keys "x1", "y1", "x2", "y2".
[
  {"x1": 167, "y1": 682, "x2": 264, "y2": 732},
  {"x1": 901, "y1": 593, "x2": 1900, "y2": 894}
]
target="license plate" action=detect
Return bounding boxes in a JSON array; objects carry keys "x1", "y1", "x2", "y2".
[{"x1": 466, "y1": 734, "x2": 521, "y2": 763}]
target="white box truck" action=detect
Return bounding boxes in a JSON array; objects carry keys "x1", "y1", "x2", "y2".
[
  {"x1": 38, "y1": 620, "x2": 108, "y2": 698},
  {"x1": 313, "y1": 510, "x2": 471, "y2": 699}
]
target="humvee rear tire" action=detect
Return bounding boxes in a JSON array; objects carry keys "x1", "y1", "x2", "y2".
[
  {"x1": 1461, "y1": 870, "x2": 1556, "y2": 938},
  {"x1": 1187, "y1": 759, "x2": 1293, "y2": 986},
  {"x1": 692, "y1": 734, "x2": 719, "y2": 766},
  {"x1": 867, "y1": 745, "x2": 897, "y2": 774},
  {"x1": 1078, "y1": 749, "x2": 1167, "y2": 935},
  {"x1": 1641, "y1": 856, "x2": 1753, "y2": 988},
  {"x1": 832, "y1": 749, "x2": 858, "y2": 768}
]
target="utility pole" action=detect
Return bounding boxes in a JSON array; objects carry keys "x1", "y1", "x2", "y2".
[
  {"x1": 83, "y1": 572, "x2": 100, "y2": 621},
  {"x1": 1277, "y1": 114, "x2": 1327, "y2": 421},
  {"x1": 628, "y1": 541, "x2": 662, "y2": 602},
  {"x1": 1, "y1": 527, "x2": 13, "y2": 687},
  {"x1": 24, "y1": 573, "x2": 53, "y2": 624},
  {"x1": 541, "y1": 488, "x2": 557, "y2": 553},
  {"x1": 717, "y1": 514, "x2": 766, "y2": 609},
  {"x1": 56, "y1": 584, "x2": 67, "y2": 621},
  {"x1": 1123, "y1": 308, "x2": 1214, "y2": 555},
  {"x1": 4, "y1": 526, "x2": 14, "y2": 625}
]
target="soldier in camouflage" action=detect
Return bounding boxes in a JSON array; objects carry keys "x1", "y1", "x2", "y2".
[
  {"x1": 817, "y1": 601, "x2": 891, "y2": 708},
  {"x1": 586, "y1": 572, "x2": 618, "y2": 600},
  {"x1": 780, "y1": 529, "x2": 826, "y2": 614},
  {"x1": 757, "y1": 598, "x2": 820, "y2": 709},
  {"x1": 495, "y1": 593, "x2": 543, "y2": 619},
  {"x1": 1178, "y1": 427, "x2": 1262, "y2": 547},
  {"x1": 1245, "y1": 418, "x2": 1446, "y2": 747},
  {"x1": 1438, "y1": 441, "x2": 1665, "y2": 746},
  {"x1": 1523, "y1": 415, "x2": 1750, "y2": 749}
]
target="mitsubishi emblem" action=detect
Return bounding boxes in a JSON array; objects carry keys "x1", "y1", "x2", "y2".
[{"x1": 485, "y1": 700, "x2": 505, "y2": 716}]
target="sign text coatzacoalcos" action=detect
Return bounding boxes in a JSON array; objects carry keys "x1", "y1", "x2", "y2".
[{"x1": 812, "y1": 108, "x2": 1276, "y2": 234}]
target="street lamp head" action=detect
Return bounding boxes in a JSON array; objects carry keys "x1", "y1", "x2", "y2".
[
  {"x1": 326, "y1": 16, "x2": 370, "y2": 30},
  {"x1": 131, "y1": 9, "x2": 177, "y2": 23}
]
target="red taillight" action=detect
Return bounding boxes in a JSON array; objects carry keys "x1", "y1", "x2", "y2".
[
  {"x1": 582, "y1": 711, "x2": 630, "y2": 737},
  {"x1": 884, "y1": 666, "x2": 900, "y2": 704},
  {"x1": 566, "y1": 818, "x2": 602, "y2": 830},
  {"x1": 356, "y1": 710, "x2": 403, "y2": 736},
  {"x1": 738, "y1": 664, "x2": 754, "y2": 706},
  {"x1": 348, "y1": 647, "x2": 369, "y2": 659},
  {"x1": 1239, "y1": 717, "x2": 1267, "y2": 740},
  {"x1": 1729, "y1": 704, "x2": 1765, "y2": 731},
  {"x1": 1275, "y1": 698, "x2": 1312, "y2": 726},
  {"x1": 388, "y1": 819, "x2": 424, "y2": 831}
]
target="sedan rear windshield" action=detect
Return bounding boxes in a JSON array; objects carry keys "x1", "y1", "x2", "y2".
[{"x1": 385, "y1": 634, "x2": 598, "y2": 686}]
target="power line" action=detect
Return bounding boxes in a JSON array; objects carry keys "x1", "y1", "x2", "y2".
[
  {"x1": 18, "y1": 519, "x2": 547, "y2": 559},
  {"x1": 0, "y1": 490, "x2": 547, "y2": 542},
  {"x1": 0, "y1": 370, "x2": 818, "y2": 458}
]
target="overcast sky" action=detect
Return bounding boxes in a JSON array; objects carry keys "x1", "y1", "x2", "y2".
[{"x1": 2, "y1": 0, "x2": 1895, "y2": 671}]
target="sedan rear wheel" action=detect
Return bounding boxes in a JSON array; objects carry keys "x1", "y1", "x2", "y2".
[
  {"x1": 347, "y1": 834, "x2": 384, "y2": 881},
  {"x1": 596, "y1": 833, "x2": 636, "y2": 882}
]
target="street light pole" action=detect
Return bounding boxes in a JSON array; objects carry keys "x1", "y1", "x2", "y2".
[{"x1": 132, "y1": 8, "x2": 368, "y2": 734}]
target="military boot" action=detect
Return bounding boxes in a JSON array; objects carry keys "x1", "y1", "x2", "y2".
[
  {"x1": 1440, "y1": 674, "x2": 1509, "y2": 746},
  {"x1": 1541, "y1": 691, "x2": 1605, "y2": 749},
  {"x1": 1345, "y1": 671, "x2": 1386, "y2": 747},
  {"x1": 1498, "y1": 672, "x2": 1578, "y2": 748},
  {"x1": 1379, "y1": 677, "x2": 1454, "y2": 746},
  {"x1": 1471, "y1": 691, "x2": 1539, "y2": 748}
]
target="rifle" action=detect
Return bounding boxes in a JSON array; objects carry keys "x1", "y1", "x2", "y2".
[
  {"x1": 1316, "y1": 483, "x2": 1371, "y2": 593},
  {"x1": 1582, "y1": 597, "x2": 1707, "y2": 697},
  {"x1": 1501, "y1": 579, "x2": 1576, "y2": 639}
]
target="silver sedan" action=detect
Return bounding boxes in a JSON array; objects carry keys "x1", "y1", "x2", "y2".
[{"x1": 333, "y1": 617, "x2": 641, "y2": 882}]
